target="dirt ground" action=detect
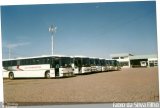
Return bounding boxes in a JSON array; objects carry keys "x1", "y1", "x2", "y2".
[{"x1": 3, "y1": 67, "x2": 159, "y2": 105}]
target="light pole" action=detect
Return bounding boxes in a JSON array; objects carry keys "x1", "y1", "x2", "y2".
[{"x1": 49, "y1": 24, "x2": 57, "y2": 55}]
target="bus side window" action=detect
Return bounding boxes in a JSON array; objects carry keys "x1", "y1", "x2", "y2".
[
  {"x1": 3, "y1": 61, "x2": 7, "y2": 67},
  {"x1": 26, "y1": 59, "x2": 31, "y2": 65},
  {"x1": 11, "y1": 60, "x2": 16, "y2": 66},
  {"x1": 2, "y1": 61, "x2": 5, "y2": 67},
  {"x1": 36, "y1": 59, "x2": 39, "y2": 64},
  {"x1": 20, "y1": 60, "x2": 24, "y2": 65},
  {"x1": 45, "y1": 58, "x2": 50, "y2": 64},
  {"x1": 44, "y1": 58, "x2": 47, "y2": 64},
  {"x1": 32, "y1": 59, "x2": 36, "y2": 65},
  {"x1": 7, "y1": 61, "x2": 11, "y2": 66},
  {"x1": 24, "y1": 59, "x2": 27, "y2": 65},
  {"x1": 17, "y1": 60, "x2": 21, "y2": 65},
  {"x1": 39, "y1": 58, "x2": 45, "y2": 64}
]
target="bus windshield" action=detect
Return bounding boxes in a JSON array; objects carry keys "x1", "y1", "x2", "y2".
[
  {"x1": 60, "y1": 57, "x2": 71, "y2": 67},
  {"x1": 82, "y1": 58, "x2": 90, "y2": 66},
  {"x1": 109, "y1": 60, "x2": 113, "y2": 65},
  {"x1": 90, "y1": 59, "x2": 95, "y2": 66},
  {"x1": 95, "y1": 59, "x2": 100, "y2": 66},
  {"x1": 112, "y1": 60, "x2": 118, "y2": 66},
  {"x1": 101, "y1": 59, "x2": 106, "y2": 66}
]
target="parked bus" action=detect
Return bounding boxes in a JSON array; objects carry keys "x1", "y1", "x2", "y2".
[
  {"x1": 112, "y1": 60, "x2": 121, "y2": 70},
  {"x1": 71, "y1": 56, "x2": 91, "y2": 74},
  {"x1": 90, "y1": 57, "x2": 102, "y2": 72},
  {"x1": 99, "y1": 58, "x2": 107, "y2": 72},
  {"x1": 95, "y1": 58, "x2": 102, "y2": 72},
  {"x1": 105, "y1": 59, "x2": 120, "y2": 71},
  {"x1": 2, "y1": 55, "x2": 74, "y2": 79},
  {"x1": 105, "y1": 59, "x2": 111, "y2": 71},
  {"x1": 90, "y1": 58, "x2": 97, "y2": 72}
]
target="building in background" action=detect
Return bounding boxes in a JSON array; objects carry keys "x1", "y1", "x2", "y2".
[{"x1": 110, "y1": 53, "x2": 158, "y2": 68}]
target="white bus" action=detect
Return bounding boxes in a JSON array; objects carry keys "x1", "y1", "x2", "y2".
[
  {"x1": 90, "y1": 57, "x2": 102, "y2": 72},
  {"x1": 90, "y1": 58, "x2": 97, "y2": 72},
  {"x1": 105, "y1": 59, "x2": 113, "y2": 71},
  {"x1": 71, "y1": 56, "x2": 91, "y2": 74},
  {"x1": 112, "y1": 60, "x2": 121, "y2": 71},
  {"x1": 99, "y1": 58, "x2": 107, "y2": 72},
  {"x1": 105, "y1": 59, "x2": 121, "y2": 71},
  {"x1": 2, "y1": 55, "x2": 74, "y2": 79},
  {"x1": 95, "y1": 58, "x2": 102, "y2": 72}
]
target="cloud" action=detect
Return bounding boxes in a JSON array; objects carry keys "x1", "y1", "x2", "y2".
[{"x1": 5, "y1": 42, "x2": 30, "y2": 48}]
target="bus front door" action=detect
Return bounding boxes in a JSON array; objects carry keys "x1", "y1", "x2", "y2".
[
  {"x1": 55, "y1": 60, "x2": 60, "y2": 77},
  {"x1": 79, "y1": 66, "x2": 82, "y2": 73}
]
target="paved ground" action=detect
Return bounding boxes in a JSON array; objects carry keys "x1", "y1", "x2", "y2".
[{"x1": 3, "y1": 67, "x2": 159, "y2": 105}]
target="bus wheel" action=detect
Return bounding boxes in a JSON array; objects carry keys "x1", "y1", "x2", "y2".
[
  {"x1": 45, "y1": 71, "x2": 50, "y2": 79},
  {"x1": 9, "y1": 72, "x2": 14, "y2": 80}
]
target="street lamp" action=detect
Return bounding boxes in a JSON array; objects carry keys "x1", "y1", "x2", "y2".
[{"x1": 49, "y1": 24, "x2": 57, "y2": 55}]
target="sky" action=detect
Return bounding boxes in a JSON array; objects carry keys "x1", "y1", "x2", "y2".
[{"x1": 1, "y1": 1, "x2": 157, "y2": 59}]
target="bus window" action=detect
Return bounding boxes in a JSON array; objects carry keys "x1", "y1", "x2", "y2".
[
  {"x1": 74, "y1": 60, "x2": 78, "y2": 67},
  {"x1": 17, "y1": 60, "x2": 20, "y2": 65},
  {"x1": 3, "y1": 61, "x2": 8, "y2": 67},
  {"x1": 45, "y1": 58, "x2": 50, "y2": 64},
  {"x1": 20, "y1": 59, "x2": 24, "y2": 65},
  {"x1": 27, "y1": 59, "x2": 32, "y2": 65},
  {"x1": 35, "y1": 59, "x2": 40, "y2": 64}
]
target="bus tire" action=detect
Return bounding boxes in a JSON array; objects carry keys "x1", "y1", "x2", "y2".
[
  {"x1": 45, "y1": 71, "x2": 50, "y2": 79},
  {"x1": 9, "y1": 72, "x2": 14, "y2": 80}
]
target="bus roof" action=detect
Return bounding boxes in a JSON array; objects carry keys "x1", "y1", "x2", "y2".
[
  {"x1": 99, "y1": 58, "x2": 105, "y2": 60},
  {"x1": 89, "y1": 57, "x2": 99, "y2": 59},
  {"x1": 105, "y1": 59, "x2": 117, "y2": 61},
  {"x1": 70, "y1": 55, "x2": 89, "y2": 58},
  {"x1": 2, "y1": 54, "x2": 69, "y2": 61}
]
